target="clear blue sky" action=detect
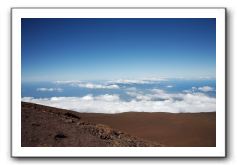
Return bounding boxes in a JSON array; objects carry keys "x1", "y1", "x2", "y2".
[{"x1": 22, "y1": 18, "x2": 216, "y2": 81}]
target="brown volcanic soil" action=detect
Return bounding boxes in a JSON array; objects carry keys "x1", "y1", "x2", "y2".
[
  {"x1": 22, "y1": 102, "x2": 216, "y2": 147},
  {"x1": 22, "y1": 102, "x2": 162, "y2": 147},
  {"x1": 79, "y1": 112, "x2": 216, "y2": 147}
]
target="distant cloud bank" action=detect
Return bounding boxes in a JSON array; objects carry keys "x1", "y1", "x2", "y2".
[
  {"x1": 54, "y1": 78, "x2": 167, "y2": 89},
  {"x1": 55, "y1": 81, "x2": 119, "y2": 89},
  {"x1": 107, "y1": 78, "x2": 167, "y2": 85},
  {"x1": 36, "y1": 88, "x2": 63, "y2": 92}
]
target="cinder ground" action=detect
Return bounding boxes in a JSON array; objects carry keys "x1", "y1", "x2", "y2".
[{"x1": 22, "y1": 102, "x2": 162, "y2": 147}]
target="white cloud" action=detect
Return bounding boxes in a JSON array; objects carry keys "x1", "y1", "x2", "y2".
[
  {"x1": 198, "y1": 86, "x2": 214, "y2": 92},
  {"x1": 183, "y1": 87, "x2": 198, "y2": 93},
  {"x1": 54, "y1": 78, "x2": 167, "y2": 89},
  {"x1": 183, "y1": 89, "x2": 191, "y2": 93},
  {"x1": 183, "y1": 86, "x2": 214, "y2": 93},
  {"x1": 166, "y1": 85, "x2": 173, "y2": 88},
  {"x1": 108, "y1": 78, "x2": 167, "y2": 85},
  {"x1": 55, "y1": 80, "x2": 82, "y2": 84},
  {"x1": 126, "y1": 91, "x2": 152, "y2": 101},
  {"x1": 81, "y1": 95, "x2": 94, "y2": 101},
  {"x1": 95, "y1": 94, "x2": 120, "y2": 102},
  {"x1": 36, "y1": 88, "x2": 63, "y2": 92},
  {"x1": 54, "y1": 81, "x2": 119, "y2": 89},
  {"x1": 76, "y1": 83, "x2": 119, "y2": 89},
  {"x1": 22, "y1": 90, "x2": 216, "y2": 114},
  {"x1": 108, "y1": 79, "x2": 151, "y2": 84}
]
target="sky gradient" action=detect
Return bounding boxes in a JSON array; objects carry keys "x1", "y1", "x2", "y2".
[{"x1": 21, "y1": 18, "x2": 216, "y2": 81}]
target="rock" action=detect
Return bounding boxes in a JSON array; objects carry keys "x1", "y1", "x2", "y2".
[
  {"x1": 64, "y1": 112, "x2": 81, "y2": 119},
  {"x1": 54, "y1": 133, "x2": 67, "y2": 140}
]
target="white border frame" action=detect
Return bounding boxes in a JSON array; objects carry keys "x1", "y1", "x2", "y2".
[{"x1": 11, "y1": 8, "x2": 226, "y2": 157}]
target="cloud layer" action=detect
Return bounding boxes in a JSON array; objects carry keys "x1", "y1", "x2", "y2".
[
  {"x1": 76, "y1": 83, "x2": 119, "y2": 89},
  {"x1": 54, "y1": 78, "x2": 167, "y2": 89},
  {"x1": 107, "y1": 78, "x2": 167, "y2": 85},
  {"x1": 22, "y1": 88, "x2": 215, "y2": 114},
  {"x1": 55, "y1": 81, "x2": 119, "y2": 89},
  {"x1": 36, "y1": 88, "x2": 63, "y2": 92}
]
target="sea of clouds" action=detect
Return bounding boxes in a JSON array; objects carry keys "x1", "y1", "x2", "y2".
[
  {"x1": 54, "y1": 78, "x2": 166, "y2": 89},
  {"x1": 22, "y1": 80, "x2": 216, "y2": 113}
]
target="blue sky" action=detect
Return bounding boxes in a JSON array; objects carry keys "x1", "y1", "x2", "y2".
[{"x1": 22, "y1": 18, "x2": 216, "y2": 81}]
